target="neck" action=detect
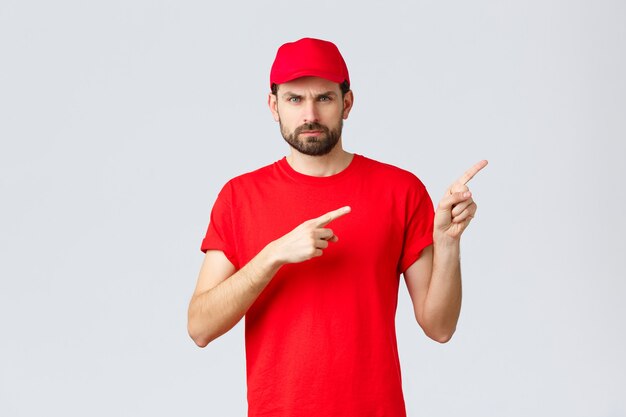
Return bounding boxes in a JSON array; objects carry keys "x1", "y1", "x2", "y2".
[{"x1": 286, "y1": 142, "x2": 353, "y2": 177}]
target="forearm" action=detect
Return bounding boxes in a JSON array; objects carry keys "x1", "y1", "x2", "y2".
[
  {"x1": 188, "y1": 245, "x2": 282, "y2": 347},
  {"x1": 422, "y1": 239, "x2": 462, "y2": 342},
  {"x1": 188, "y1": 206, "x2": 350, "y2": 347},
  {"x1": 419, "y1": 160, "x2": 485, "y2": 342}
]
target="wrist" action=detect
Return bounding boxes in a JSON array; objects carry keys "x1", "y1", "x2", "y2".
[
  {"x1": 261, "y1": 240, "x2": 287, "y2": 270},
  {"x1": 433, "y1": 233, "x2": 461, "y2": 249},
  {"x1": 432, "y1": 236, "x2": 461, "y2": 266},
  {"x1": 244, "y1": 243, "x2": 284, "y2": 291}
]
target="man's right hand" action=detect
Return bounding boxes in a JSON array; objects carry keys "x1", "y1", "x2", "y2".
[
  {"x1": 188, "y1": 205, "x2": 351, "y2": 347},
  {"x1": 268, "y1": 206, "x2": 352, "y2": 265}
]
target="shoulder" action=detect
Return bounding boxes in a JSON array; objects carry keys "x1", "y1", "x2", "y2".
[
  {"x1": 357, "y1": 154, "x2": 427, "y2": 190},
  {"x1": 221, "y1": 159, "x2": 280, "y2": 190}
]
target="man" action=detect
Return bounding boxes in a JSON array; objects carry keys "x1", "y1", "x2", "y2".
[{"x1": 188, "y1": 37, "x2": 487, "y2": 416}]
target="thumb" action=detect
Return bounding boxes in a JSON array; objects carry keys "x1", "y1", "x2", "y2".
[{"x1": 438, "y1": 191, "x2": 472, "y2": 213}]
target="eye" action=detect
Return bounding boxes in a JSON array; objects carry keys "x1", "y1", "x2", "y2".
[
  {"x1": 318, "y1": 95, "x2": 331, "y2": 102},
  {"x1": 288, "y1": 96, "x2": 301, "y2": 103}
]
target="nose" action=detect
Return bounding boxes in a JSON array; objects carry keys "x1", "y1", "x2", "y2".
[{"x1": 302, "y1": 100, "x2": 319, "y2": 124}]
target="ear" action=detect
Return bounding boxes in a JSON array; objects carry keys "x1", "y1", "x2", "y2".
[
  {"x1": 268, "y1": 93, "x2": 280, "y2": 122},
  {"x1": 342, "y1": 90, "x2": 354, "y2": 120}
]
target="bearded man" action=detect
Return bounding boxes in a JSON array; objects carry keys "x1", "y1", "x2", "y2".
[{"x1": 188, "y1": 37, "x2": 487, "y2": 417}]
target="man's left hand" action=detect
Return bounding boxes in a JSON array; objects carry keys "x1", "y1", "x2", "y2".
[{"x1": 433, "y1": 160, "x2": 488, "y2": 243}]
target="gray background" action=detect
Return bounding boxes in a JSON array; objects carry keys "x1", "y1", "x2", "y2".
[{"x1": 1, "y1": 0, "x2": 625, "y2": 416}]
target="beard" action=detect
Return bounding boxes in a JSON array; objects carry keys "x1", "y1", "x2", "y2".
[{"x1": 280, "y1": 119, "x2": 343, "y2": 156}]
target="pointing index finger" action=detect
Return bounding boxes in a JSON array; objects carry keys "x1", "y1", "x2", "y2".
[
  {"x1": 457, "y1": 160, "x2": 488, "y2": 186},
  {"x1": 313, "y1": 206, "x2": 352, "y2": 227}
]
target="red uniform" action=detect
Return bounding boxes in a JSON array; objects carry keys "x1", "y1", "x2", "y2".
[{"x1": 201, "y1": 154, "x2": 434, "y2": 417}]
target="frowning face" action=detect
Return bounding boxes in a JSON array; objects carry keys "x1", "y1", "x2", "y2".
[{"x1": 269, "y1": 76, "x2": 353, "y2": 156}]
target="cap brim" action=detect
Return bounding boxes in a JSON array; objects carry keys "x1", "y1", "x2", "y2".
[{"x1": 272, "y1": 69, "x2": 346, "y2": 85}]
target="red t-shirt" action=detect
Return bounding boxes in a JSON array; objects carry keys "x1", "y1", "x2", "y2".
[{"x1": 201, "y1": 154, "x2": 434, "y2": 417}]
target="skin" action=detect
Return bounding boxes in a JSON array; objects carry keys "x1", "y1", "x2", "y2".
[
  {"x1": 404, "y1": 160, "x2": 487, "y2": 342},
  {"x1": 269, "y1": 76, "x2": 355, "y2": 176},
  {"x1": 187, "y1": 76, "x2": 487, "y2": 347}
]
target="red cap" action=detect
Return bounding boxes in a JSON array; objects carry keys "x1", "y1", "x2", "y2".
[{"x1": 270, "y1": 38, "x2": 350, "y2": 88}]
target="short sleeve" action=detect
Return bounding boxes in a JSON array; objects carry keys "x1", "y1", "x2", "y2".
[
  {"x1": 200, "y1": 181, "x2": 239, "y2": 269},
  {"x1": 398, "y1": 179, "x2": 435, "y2": 273}
]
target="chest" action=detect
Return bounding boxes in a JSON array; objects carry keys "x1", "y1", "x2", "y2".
[{"x1": 230, "y1": 180, "x2": 407, "y2": 269}]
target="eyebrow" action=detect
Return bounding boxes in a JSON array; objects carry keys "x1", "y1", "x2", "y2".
[
  {"x1": 281, "y1": 90, "x2": 338, "y2": 99},
  {"x1": 280, "y1": 91, "x2": 300, "y2": 98}
]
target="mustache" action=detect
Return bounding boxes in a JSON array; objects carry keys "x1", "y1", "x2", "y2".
[{"x1": 294, "y1": 122, "x2": 330, "y2": 136}]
